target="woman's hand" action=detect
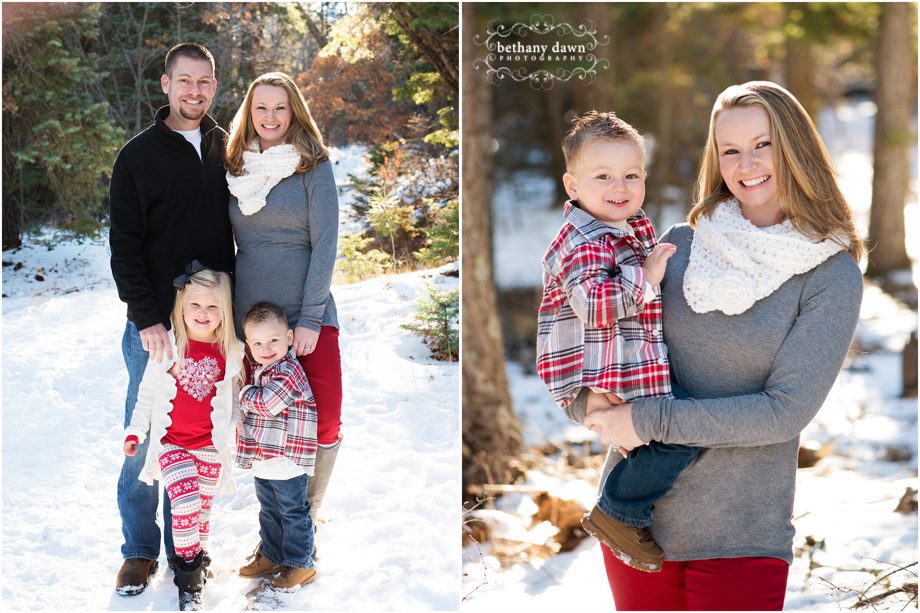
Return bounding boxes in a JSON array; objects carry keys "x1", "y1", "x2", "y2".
[
  {"x1": 293, "y1": 326, "x2": 320, "y2": 357},
  {"x1": 584, "y1": 390, "x2": 646, "y2": 454},
  {"x1": 123, "y1": 440, "x2": 137, "y2": 456}
]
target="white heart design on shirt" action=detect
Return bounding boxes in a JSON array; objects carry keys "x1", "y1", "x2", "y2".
[{"x1": 176, "y1": 356, "x2": 221, "y2": 401}]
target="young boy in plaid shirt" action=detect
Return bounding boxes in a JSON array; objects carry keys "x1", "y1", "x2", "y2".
[
  {"x1": 236, "y1": 301, "x2": 319, "y2": 590},
  {"x1": 537, "y1": 111, "x2": 700, "y2": 572}
]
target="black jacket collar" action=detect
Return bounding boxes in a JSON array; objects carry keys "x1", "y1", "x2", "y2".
[{"x1": 154, "y1": 105, "x2": 219, "y2": 137}]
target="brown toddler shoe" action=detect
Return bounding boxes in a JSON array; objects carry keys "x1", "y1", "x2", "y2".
[
  {"x1": 239, "y1": 550, "x2": 281, "y2": 578},
  {"x1": 581, "y1": 504, "x2": 664, "y2": 572},
  {"x1": 270, "y1": 565, "x2": 317, "y2": 590}
]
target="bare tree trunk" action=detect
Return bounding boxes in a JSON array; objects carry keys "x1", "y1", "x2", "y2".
[
  {"x1": 461, "y1": 3, "x2": 523, "y2": 500},
  {"x1": 385, "y1": 3, "x2": 459, "y2": 94},
  {"x1": 301, "y1": 10, "x2": 329, "y2": 48},
  {"x1": 2, "y1": 124, "x2": 23, "y2": 249},
  {"x1": 652, "y1": 3, "x2": 676, "y2": 198},
  {"x1": 866, "y1": 2, "x2": 914, "y2": 277},
  {"x1": 547, "y1": 84, "x2": 568, "y2": 204},
  {"x1": 580, "y1": 2, "x2": 615, "y2": 110},
  {"x1": 784, "y1": 4, "x2": 818, "y2": 120}
]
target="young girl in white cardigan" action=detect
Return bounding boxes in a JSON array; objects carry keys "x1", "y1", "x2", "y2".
[{"x1": 123, "y1": 263, "x2": 244, "y2": 610}]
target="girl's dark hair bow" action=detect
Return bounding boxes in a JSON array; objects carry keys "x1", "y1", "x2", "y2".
[{"x1": 173, "y1": 260, "x2": 207, "y2": 290}]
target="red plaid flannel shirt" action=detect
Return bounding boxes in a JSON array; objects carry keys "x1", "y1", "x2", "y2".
[
  {"x1": 537, "y1": 201, "x2": 671, "y2": 408},
  {"x1": 236, "y1": 350, "x2": 317, "y2": 471}
]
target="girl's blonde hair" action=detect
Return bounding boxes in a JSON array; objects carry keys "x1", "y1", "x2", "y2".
[
  {"x1": 170, "y1": 268, "x2": 244, "y2": 377},
  {"x1": 690, "y1": 81, "x2": 863, "y2": 262},
  {"x1": 225, "y1": 71, "x2": 329, "y2": 176}
]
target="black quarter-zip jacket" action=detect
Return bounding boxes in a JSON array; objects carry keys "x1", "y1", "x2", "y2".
[{"x1": 109, "y1": 106, "x2": 235, "y2": 330}]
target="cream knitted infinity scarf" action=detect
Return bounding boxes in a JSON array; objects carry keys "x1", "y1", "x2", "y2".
[
  {"x1": 683, "y1": 200, "x2": 846, "y2": 315},
  {"x1": 226, "y1": 142, "x2": 300, "y2": 216}
]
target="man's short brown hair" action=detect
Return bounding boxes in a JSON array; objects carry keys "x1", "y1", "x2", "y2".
[
  {"x1": 562, "y1": 110, "x2": 645, "y2": 171},
  {"x1": 164, "y1": 42, "x2": 215, "y2": 77},
  {"x1": 243, "y1": 301, "x2": 288, "y2": 332}
]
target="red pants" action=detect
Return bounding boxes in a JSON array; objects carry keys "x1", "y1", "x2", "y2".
[
  {"x1": 602, "y1": 546, "x2": 789, "y2": 611},
  {"x1": 297, "y1": 326, "x2": 342, "y2": 445}
]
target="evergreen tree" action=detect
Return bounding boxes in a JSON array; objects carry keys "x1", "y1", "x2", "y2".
[{"x1": 3, "y1": 3, "x2": 123, "y2": 244}]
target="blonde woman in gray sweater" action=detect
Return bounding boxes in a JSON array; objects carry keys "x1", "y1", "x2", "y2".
[
  {"x1": 580, "y1": 82, "x2": 864, "y2": 610},
  {"x1": 225, "y1": 72, "x2": 342, "y2": 573}
]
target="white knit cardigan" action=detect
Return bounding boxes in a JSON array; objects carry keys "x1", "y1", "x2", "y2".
[{"x1": 124, "y1": 331, "x2": 243, "y2": 495}]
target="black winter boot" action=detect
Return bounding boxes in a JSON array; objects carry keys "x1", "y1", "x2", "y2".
[
  {"x1": 171, "y1": 552, "x2": 211, "y2": 580},
  {"x1": 202, "y1": 552, "x2": 213, "y2": 581},
  {"x1": 173, "y1": 551, "x2": 205, "y2": 611}
]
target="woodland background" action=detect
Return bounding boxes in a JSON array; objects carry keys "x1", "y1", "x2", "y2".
[
  {"x1": 2, "y1": 1, "x2": 459, "y2": 278},
  {"x1": 462, "y1": 2, "x2": 917, "y2": 608},
  {"x1": 2, "y1": 3, "x2": 461, "y2": 609},
  {"x1": 463, "y1": 0, "x2": 917, "y2": 501}
]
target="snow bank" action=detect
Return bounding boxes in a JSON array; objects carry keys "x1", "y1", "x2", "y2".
[{"x1": 1, "y1": 232, "x2": 460, "y2": 611}]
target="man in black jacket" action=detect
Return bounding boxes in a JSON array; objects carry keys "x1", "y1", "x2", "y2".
[{"x1": 109, "y1": 42, "x2": 234, "y2": 597}]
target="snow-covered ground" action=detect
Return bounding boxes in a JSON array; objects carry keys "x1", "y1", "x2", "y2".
[
  {"x1": 1, "y1": 146, "x2": 461, "y2": 611},
  {"x1": 466, "y1": 101, "x2": 919, "y2": 609},
  {"x1": 330, "y1": 145, "x2": 372, "y2": 237}
]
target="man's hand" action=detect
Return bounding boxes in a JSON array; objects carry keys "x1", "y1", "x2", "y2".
[
  {"x1": 124, "y1": 440, "x2": 137, "y2": 456},
  {"x1": 642, "y1": 242, "x2": 677, "y2": 286},
  {"x1": 139, "y1": 323, "x2": 172, "y2": 363}
]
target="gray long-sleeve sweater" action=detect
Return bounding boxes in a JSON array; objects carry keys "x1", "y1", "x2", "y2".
[
  {"x1": 569, "y1": 223, "x2": 863, "y2": 563},
  {"x1": 230, "y1": 160, "x2": 339, "y2": 337}
]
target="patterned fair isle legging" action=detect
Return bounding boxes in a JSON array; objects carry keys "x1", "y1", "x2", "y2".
[{"x1": 158, "y1": 443, "x2": 222, "y2": 562}]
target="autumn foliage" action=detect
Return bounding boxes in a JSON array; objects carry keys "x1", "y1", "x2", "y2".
[{"x1": 297, "y1": 55, "x2": 416, "y2": 146}]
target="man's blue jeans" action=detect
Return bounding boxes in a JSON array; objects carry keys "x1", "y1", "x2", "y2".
[
  {"x1": 254, "y1": 475, "x2": 314, "y2": 569},
  {"x1": 116, "y1": 320, "x2": 174, "y2": 560}
]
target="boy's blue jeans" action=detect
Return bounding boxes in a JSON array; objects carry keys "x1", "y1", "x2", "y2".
[
  {"x1": 116, "y1": 320, "x2": 174, "y2": 560},
  {"x1": 598, "y1": 442, "x2": 701, "y2": 527},
  {"x1": 597, "y1": 383, "x2": 701, "y2": 528},
  {"x1": 255, "y1": 474, "x2": 315, "y2": 569}
]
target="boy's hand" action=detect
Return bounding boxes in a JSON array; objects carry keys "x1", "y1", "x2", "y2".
[
  {"x1": 124, "y1": 440, "x2": 137, "y2": 456},
  {"x1": 585, "y1": 390, "x2": 625, "y2": 416},
  {"x1": 643, "y1": 242, "x2": 677, "y2": 286}
]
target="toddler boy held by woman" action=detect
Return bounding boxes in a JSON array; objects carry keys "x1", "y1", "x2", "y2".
[{"x1": 537, "y1": 111, "x2": 700, "y2": 572}]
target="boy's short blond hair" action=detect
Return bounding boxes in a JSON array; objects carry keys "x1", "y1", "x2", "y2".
[{"x1": 562, "y1": 111, "x2": 645, "y2": 171}]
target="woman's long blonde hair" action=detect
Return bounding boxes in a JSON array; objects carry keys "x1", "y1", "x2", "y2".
[
  {"x1": 689, "y1": 81, "x2": 863, "y2": 262},
  {"x1": 170, "y1": 268, "x2": 244, "y2": 378},
  {"x1": 225, "y1": 71, "x2": 329, "y2": 176}
]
